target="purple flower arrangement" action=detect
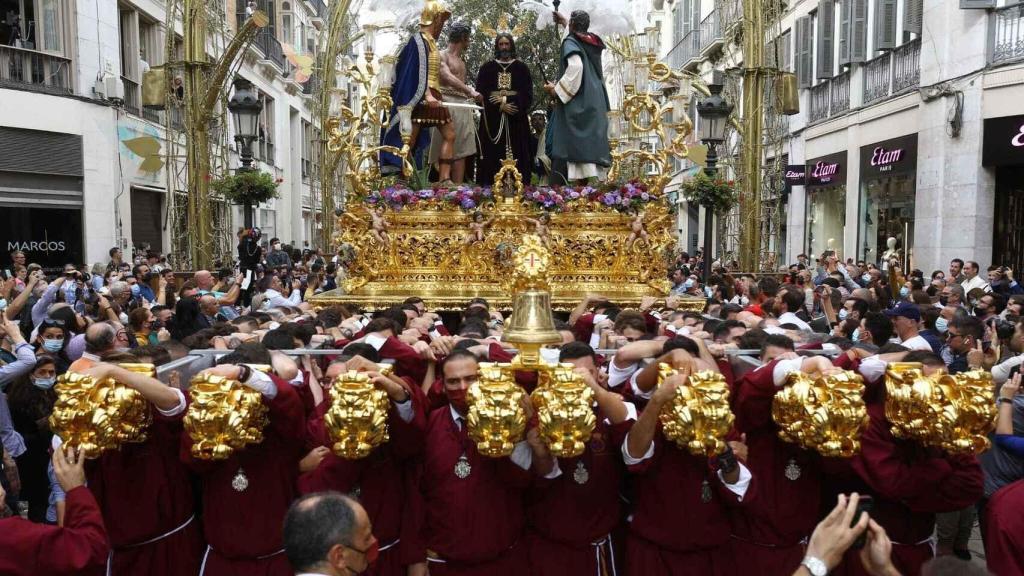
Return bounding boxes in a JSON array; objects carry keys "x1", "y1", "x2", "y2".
[{"x1": 362, "y1": 181, "x2": 659, "y2": 213}]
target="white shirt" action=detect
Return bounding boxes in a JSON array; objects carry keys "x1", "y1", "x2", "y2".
[
  {"x1": 777, "y1": 311, "x2": 812, "y2": 332},
  {"x1": 899, "y1": 334, "x2": 933, "y2": 352},
  {"x1": 620, "y1": 434, "x2": 753, "y2": 500},
  {"x1": 262, "y1": 288, "x2": 302, "y2": 309},
  {"x1": 960, "y1": 275, "x2": 991, "y2": 295},
  {"x1": 993, "y1": 353, "x2": 1024, "y2": 385}
]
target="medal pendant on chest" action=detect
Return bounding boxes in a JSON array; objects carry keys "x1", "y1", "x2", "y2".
[
  {"x1": 454, "y1": 454, "x2": 472, "y2": 479},
  {"x1": 700, "y1": 479, "x2": 713, "y2": 503},
  {"x1": 573, "y1": 461, "x2": 589, "y2": 485},
  {"x1": 231, "y1": 468, "x2": 249, "y2": 492},
  {"x1": 785, "y1": 458, "x2": 802, "y2": 481}
]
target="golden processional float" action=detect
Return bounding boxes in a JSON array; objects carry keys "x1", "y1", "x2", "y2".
[{"x1": 308, "y1": 17, "x2": 709, "y2": 313}]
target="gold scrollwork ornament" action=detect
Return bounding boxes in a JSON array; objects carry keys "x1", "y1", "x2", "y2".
[
  {"x1": 324, "y1": 368, "x2": 393, "y2": 459},
  {"x1": 656, "y1": 365, "x2": 734, "y2": 456}
]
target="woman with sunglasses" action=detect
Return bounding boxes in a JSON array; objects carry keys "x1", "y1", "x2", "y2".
[
  {"x1": 6, "y1": 356, "x2": 57, "y2": 523},
  {"x1": 34, "y1": 319, "x2": 70, "y2": 375}
]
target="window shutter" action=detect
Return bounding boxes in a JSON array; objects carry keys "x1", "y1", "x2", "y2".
[
  {"x1": 904, "y1": 0, "x2": 923, "y2": 35},
  {"x1": 796, "y1": 16, "x2": 813, "y2": 87},
  {"x1": 816, "y1": 1, "x2": 835, "y2": 79},
  {"x1": 874, "y1": 0, "x2": 897, "y2": 50},
  {"x1": 839, "y1": 0, "x2": 852, "y2": 64},
  {"x1": 690, "y1": 0, "x2": 701, "y2": 37},
  {"x1": 681, "y1": 0, "x2": 694, "y2": 35},
  {"x1": 959, "y1": 0, "x2": 995, "y2": 8},
  {"x1": 783, "y1": 30, "x2": 793, "y2": 71},
  {"x1": 850, "y1": 0, "x2": 868, "y2": 62}
]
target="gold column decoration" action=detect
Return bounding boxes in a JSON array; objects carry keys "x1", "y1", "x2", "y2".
[
  {"x1": 885, "y1": 363, "x2": 996, "y2": 455},
  {"x1": 772, "y1": 370, "x2": 869, "y2": 458},
  {"x1": 184, "y1": 372, "x2": 269, "y2": 460},
  {"x1": 181, "y1": 7, "x2": 269, "y2": 269},
  {"x1": 49, "y1": 367, "x2": 154, "y2": 459},
  {"x1": 323, "y1": 366, "x2": 393, "y2": 459},
  {"x1": 655, "y1": 364, "x2": 734, "y2": 456},
  {"x1": 739, "y1": 0, "x2": 766, "y2": 271}
]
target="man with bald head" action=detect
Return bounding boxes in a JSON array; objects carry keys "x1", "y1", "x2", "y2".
[
  {"x1": 283, "y1": 492, "x2": 377, "y2": 576},
  {"x1": 198, "y1": 294, "x2": 221, "y2": 327},
  {"x1": 68, "y1": 323, "x2": 118, "y2": 371},
  {"x1": 193, "y1": 270, "x2": 241, "y2": 319}
]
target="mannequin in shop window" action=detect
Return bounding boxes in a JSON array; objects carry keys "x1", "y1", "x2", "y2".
[{"x1": 881, "y1": 237, "x2": 901, "y2": 271}]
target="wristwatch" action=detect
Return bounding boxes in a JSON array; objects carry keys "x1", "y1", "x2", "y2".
[{"x1": 801, "y1": 556, "x2": 828, "y2": 576}]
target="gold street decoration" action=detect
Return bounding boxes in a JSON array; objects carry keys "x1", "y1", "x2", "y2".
[{"x1": 324, "y1": 366, "x2": 393, "y2": 459}]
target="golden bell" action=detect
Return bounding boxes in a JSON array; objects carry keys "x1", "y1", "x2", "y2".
[
  {"x1": 324, "y1": 370, "x2": 391, "y2": 459},
  {"x1": 184, "y1": 374, "x2": 268, "y2": 460},
  {"x1": 467, "y1": 363, "x2": 527, "y2": 457},
  {"x1": 657, "y1": 365, "x2": 734, "y2": 456},
  {"x1": 504, "y1": 289, "x2": 562, "y2": 368},
  {"x1": 531, "y1": 365, "x2": 596, "y2": 458}
]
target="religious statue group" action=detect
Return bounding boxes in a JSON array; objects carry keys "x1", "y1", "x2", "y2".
[{"x1": 380, "y1": 0, "x2": 613, "y2": 189}]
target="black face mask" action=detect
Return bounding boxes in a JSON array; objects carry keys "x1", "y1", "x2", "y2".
[{"x1": 939, "y1": 296, "x2": 949, "y2": 306}]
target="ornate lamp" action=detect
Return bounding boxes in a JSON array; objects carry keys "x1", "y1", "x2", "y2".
[
  {"x1": 227, "y1": 77, "x2": 264, "y2": 229},
  {"x1": 695, "y1": 71, "x2": 733, "y2": 281},
  {"x1": 363, "y1": 25, "x2": 377, "y2": 62},
  {"x1": 378, "y1": 56, "x2": 397, "y2": 92}
]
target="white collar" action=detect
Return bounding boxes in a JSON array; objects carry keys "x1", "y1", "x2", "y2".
[
  {"x1": 82, "y1": 352, "x2": 100, "y2": 361},
  {"x1": 449, "y1": 404, "x2": 465, "y2": 428}
]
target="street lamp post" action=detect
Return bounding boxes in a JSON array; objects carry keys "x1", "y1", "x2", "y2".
[
  {"x1": 696, "y1": 71, "x2": 733, "y2": 283},
  {"x1": 227, "y1": 78, "x2": 264, "y2": 229}
]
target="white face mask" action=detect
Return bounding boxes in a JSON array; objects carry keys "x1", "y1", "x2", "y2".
[{"x1": 539, "y1": 347, "x2": 561, "y2": 365}]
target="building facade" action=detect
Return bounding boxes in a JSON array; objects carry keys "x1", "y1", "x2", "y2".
[
  {"x1": 647, "y1": 0, "x2": 1024, "y2": 273},
  {"x1": 0, "y1": 0, "x2": 327, "y2": 271}
]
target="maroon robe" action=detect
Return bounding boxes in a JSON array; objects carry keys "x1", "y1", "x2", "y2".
[
  {"x1": 623, "y1": 419, "x2": 749, "y2": 576},
  {"x1": 181, "y1": 375, "x2": 305, "y2": 576},
  {"x1": 0, "y1": 486, "x2": 109, "y2": 575},
  {"x1": 87, "y1": 403, "x2": 203, "y2": 576},
  {"x1": 831, "y1": 402, "x2": 984, "y2": 576},
  {"x1": 378, "y1": 335, "x2": 429, "y2": 385},
  {"x1": 573, "y1": 313, "x2": 597, "y2": 344},
  {"x1": 299, "y1": 377, "x2": 426, "y2": 576},
  {"x1": 525, "y1": 414, "x2": 629, "y2": 576},
  {"x1": 731, "y1": 359, "x2": 821, "y2": 575},
  {"x1": 985, "y1": 479, "x2": 1024, "y2": 575},
  {"x1": 410, "y1": 407, "x2": 532, "y2": 574}
]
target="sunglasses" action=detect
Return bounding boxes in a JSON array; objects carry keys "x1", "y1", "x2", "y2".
[{"x1": 42, "y1": 319, "x2": 66, "y2": 327}]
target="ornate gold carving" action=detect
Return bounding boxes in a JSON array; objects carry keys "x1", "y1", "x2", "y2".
[
  {"x1": 50, "y1": 368, "x2": 153, "y2": 459},
  {"x1": 493, "y1": 156, "x2": 524, "y2": 199},
  {"x1": 531, "y1": 365, "x2": 597, "y2": 458},
  {"x1": 885, "y1": 364, "x2": 996, "y2": 455},
  {"x1": 324, "y1": 368, "x2": 392, "y2": 459},
  {"x1": 772, "y1": 370, "x2": 868, "y2": 458},
  {"x1": 466, "y1": 363, "x2": 527, "y2": 457},
  {"x1": 184, "y1": 373, "x2": 269, "y2": 460},
  {"x1": 656, "y1": 365, "x2": 735, "y2": 456}
]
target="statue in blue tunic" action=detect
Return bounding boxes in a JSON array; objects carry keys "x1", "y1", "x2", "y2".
[{"x1": 380, "y1": 0, "x2": 457, "y2": 184}]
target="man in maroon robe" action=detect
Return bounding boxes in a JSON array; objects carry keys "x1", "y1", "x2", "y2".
[
  {"x1": 0, "y1": 447, "x2": 109, "y2": 576},
  {"x1": 349, "y1": 317, "x2": 435, "y2": 385},
  {"x1": 829, "y1": 351, "x2": 984, "y2": 576},
  {"x1": 622, "y1": 366, "x2": 753, "y2": 575},
  {"x1": 525, "y1": 342, "x2": 632, "y2": 576},
  {"x1": 76, "y1": 362, "x2": 203, "y2": 576},
  {"x1": 181, "y1": 351, "x2": 306, "y2": 576},
  {"x1": 985, "y1": 478, "x2": 1024, "y2": 575},
  {"x1": 407, "y1": 350, "x2": 536, "y2": 575},
  {"x1": 300, "y1": 354, "x2": 427, "y2": 576}
]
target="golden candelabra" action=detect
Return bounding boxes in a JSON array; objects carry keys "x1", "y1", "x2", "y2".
[
  {"x1": 323, "y1": 365, "x2": 394, "y2": 459},
  {"x1": 772, "y1": 370, "x2": 869, "y2": 458},
  {"x1": 325, "y1": 41, "x2": 414, "y2": 197},
  {"x1": 464, "y1": 235, "x2": 597, "y2": 458},
  {"x1": 885, "y1": 363, "x2": 996, "y2": 455},
  {"x1": 656, "y1": 364, "x2": 734, "y2": 456},
  {"x1": 49, "y1": 365, "x2": 154, "y2": 458},
  {"x1": 184, "y1": 371, "x2": 269, "y2": 460}
]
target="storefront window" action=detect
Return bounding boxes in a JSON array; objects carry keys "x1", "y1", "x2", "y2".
[
  {"x1": 858, "y1": 135, "x2": 918, "y2": 269},
  {"x1": 807, "y1": 185, "x2": 846, "y2": 257}
]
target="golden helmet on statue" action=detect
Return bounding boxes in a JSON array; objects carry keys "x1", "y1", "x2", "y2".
[
  {"x1": 49, "y1": 365, "x2": 155, "y2": 458},
  {"x1": 419, "y1": 0, "x2": 451, "y2": 26},
  {"x1": 467, "y1": 362, "x2": 527, "y2": 457},
  {"x1": 656, "y1": 365, "x2": 734, "y2": 456},
  {"x1": 324, "y1": 367, "x2": 393, "y2": 459},
  {"x1": 184, "y1": 372, "x2": 269, "y2": 460},
  {"x1": 531, "y1": 364, "x2": 596, "y2": 458}
]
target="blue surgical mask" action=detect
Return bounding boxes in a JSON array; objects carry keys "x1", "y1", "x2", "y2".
[
  {"x1": 861, "y1": 274, "x2": 871, "y2": 283},
  {"x1": 935, "y1": 317, "x2": 949, "y2": 333},
  {"x1": 42, "y1": 339, "x2": 64, "y2": 353},
  {"x1": 130, "y1": 284, "x2": 141, "y2": 296},
  {"x1": 851, "y1": 328, "x2": 861, "y2": 342},
  {"x1": 32, "y1": 377, "x2": 56, "y2": 390},
  {"x1": 705, "y1": 286, "x2": 714, "y2": 298},
  {"x1": 899, "y1": 286, "x2": 910, "y2": 298},
  {"x1": 0, "y1": 298, "x2": 6, "y2": 310},
  {"x1": 838, "y1": 308, "x2": 849, "y2": 321},
  {"x1": 683, "y1": 278, "x2": 695, "y2": 290}
]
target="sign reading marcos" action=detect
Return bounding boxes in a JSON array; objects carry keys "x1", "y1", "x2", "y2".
[{"x1": 0, "y1": 207, "x2": 83, "y2": 273}]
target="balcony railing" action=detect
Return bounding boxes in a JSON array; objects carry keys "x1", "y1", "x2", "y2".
[
  {"x1": 0, "y1": 45, "x2": 72, "y2": 95},
  {"x1": 862, "y1": 51, "x2": 892, "y2": 105},
  {"x1": 666, "y1": 30, "x2": 700, "y2": 69},
  {"x1": 142, "y1": 108, "x2": 160, "y2": 123},
  {"x1": 830, "y1": 70, "x2": 850, "y2": 115},
  {"x1": 891, "y1": 38, "x2": 921, "y2": 94},
  {"x1": 308, "y1": 0, "x2": 327, "y2": 19},
  {"x1": 809, "y1": 82, "x2": 831, "y2": 123},
  {"x1": 990, "y1": 2, "x2": 1024, "y2": 64},
  {"x1": 121, "y1": 76, "x2": 141, "y2": 115},
  {"x1": 236, "y1": 13, "x2": 286, "y2": 70},
  {"x1": 699, "y1": 10, "x2": 722, "y2": 54},
  {"x1": 863, "y1": 38, "x2": 920, "y2": 106}
]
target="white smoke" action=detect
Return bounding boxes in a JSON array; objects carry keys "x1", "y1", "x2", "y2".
[{"x1": 519, "y1": 0, "x2": 635, "y2": 36}]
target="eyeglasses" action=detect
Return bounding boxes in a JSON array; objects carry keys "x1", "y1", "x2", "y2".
[
  {"x1": 945, "y1": 331, "x2": 961, "y2": 341},
  {"x1": 42, "y1": 319, "x2": 66, "y2": 327}
]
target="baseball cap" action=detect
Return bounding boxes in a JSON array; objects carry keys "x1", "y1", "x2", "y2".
[{"x1": 883, "y1": 301, "x2": 921, "y2": 321}]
